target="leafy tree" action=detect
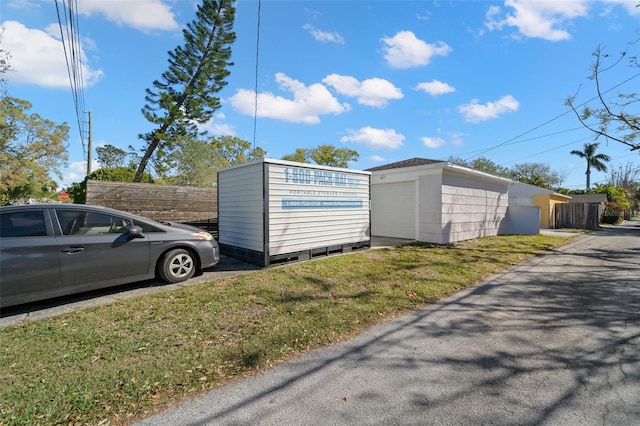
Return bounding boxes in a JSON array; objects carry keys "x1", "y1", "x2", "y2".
[
  {"x1": 134, "y1": 0, "x2": 236, "y2": 182},
  {"x1": 1, "y1": 96, "x2": 69, "y2": 204},
  {"x1": 164, "y1": 136, "x2": 221, "y2": 187},
  {"x1": 469, "y1": 157, "x2": 510, "y2": 176},
  {"x1": 281, "y1": 148, "x2": 308, "y2": 164},
  {"x1": 310, "y1": 144, "x2": 359, "y2": 168},
  {"x1": 66, "y1": 167, "x2": 153, "y2": 203},
  {"x1": 594, "y1": 183, "x2": 631, "y2": 221},
  {"x1": 570, "y1": 142, "x2": 611, "y2": 189},
  {"x1": 0, "y1": 27, "x2": 11, "y2": 86},
  {"x1": 565, "y1": 44, "x2": 639, "y2": 152},
  {"x1": 96, "y1": 144, "x2": 127, "y2": 169},
  {"x1": 282, "y1": 144, "x2": 359, "y2": 168},
  {"x1": 449, "y1": 156, "x2": 565, "y2": 189},
  {"x1": 510, "y1": 162, "x2": 566, "y2": 189},
  {"x1": 209, "y1": 135, "x2": 266, "y2": 168},
  {"x1": 608, "y1": 162, "x2": 640, "y2": 212},
  {"x1": 161, "y1": 135, "x2": 265, "y2": 186},
  {"x1": 447, "y1": 156, "x2": 510, "y2": 176}
]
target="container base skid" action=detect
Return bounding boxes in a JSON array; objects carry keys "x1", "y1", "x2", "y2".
[{"x1": 220, "y1": 241, "x2": 371, "y2": 267}]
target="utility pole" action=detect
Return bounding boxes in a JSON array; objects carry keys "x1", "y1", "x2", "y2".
[{"x1": 86, "y1": 110, "x2": 92, "y2": 175}]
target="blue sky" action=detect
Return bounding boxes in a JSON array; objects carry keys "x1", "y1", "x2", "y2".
[{"x1": 3, "y1": 0, "x2": 640, "y2": 190}]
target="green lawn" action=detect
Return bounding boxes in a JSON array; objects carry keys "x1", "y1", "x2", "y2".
[{"x1": 0, "y1": 234, "x2": 575, "y2": 425}]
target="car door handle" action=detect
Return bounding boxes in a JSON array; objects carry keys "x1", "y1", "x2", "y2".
[{"x1": 61, "y1": 247, "x2": 85, "y2": 254}]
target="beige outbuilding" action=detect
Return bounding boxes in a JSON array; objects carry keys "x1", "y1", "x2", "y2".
[{"x1": 367, "y1": 158, "x2": 512, "y2": 244}]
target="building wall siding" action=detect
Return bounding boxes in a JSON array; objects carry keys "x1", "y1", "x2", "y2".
[
  {"x1": 438, "y1": 172, "x2": 508, "y2": 244},
  {"x1": 417, "y1": 173, "x2": 444, "y2": 243}
]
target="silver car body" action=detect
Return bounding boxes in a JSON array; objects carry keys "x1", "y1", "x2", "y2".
[{"x1": 0, "y1": 204, "x2": 219, "y2": 308}]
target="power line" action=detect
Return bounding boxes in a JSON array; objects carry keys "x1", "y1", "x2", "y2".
[
  {"x1": 463, "y1": 110, "x2": 574, "y2": 161},
  {"x1": 439, "y1": 124, "x2": 593, "y2": 162},
  {"x1": 501, "y1": 135, "x2": 593, "y2": 164},
  {"x1": 55, "y1": 0, "x2": 88, "y2": 158},
  {"x1": 252, "y1": 0, "x2": 261, "y2": 149},
  {"x1": 463, "y1": 71, "x2": 640, "y2": 161}
]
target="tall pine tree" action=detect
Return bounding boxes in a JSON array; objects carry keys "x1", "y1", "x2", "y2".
[{"x1": 134, "y1": 0, "x2": 236, "y2": 181}]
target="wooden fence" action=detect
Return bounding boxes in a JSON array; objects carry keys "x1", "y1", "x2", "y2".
[
  {"x1": 555, "y1": 203, "x2": 603, "y2": 230},
  {"x1": 86, "y1": 180, "x2": 217, "y2": 224}
]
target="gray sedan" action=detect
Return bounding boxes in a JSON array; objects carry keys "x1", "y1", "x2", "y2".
[{"x1": 0, "y1": 204, "x2": 219, "y2": 308}]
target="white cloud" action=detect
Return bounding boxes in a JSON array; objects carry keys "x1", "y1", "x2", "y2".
[
  {"x1": 381, "y1": 31, "x2": 451, "y2": 69},
  {"x1": 421, "y1": 136, "x2": 446, "y2": 149},
  {"x1": 200, "y1": 121, "x2": 236, "y2": 137},
  {"x1": 2, "y1": 21, "x2": 103, "y2": 88},
  {"x1": 197, "y1": 112, "x2": 235, "y2": 136},
  {"x1": 602, "y1": 0, "x2": 640, "y2": 16},
  {"x1": 449, "y1": 132, "x2": 465, "y2": 146},
  {"x1": 71, "y1": 161, "x2": 87, "y2": 173},
  {"x1": 229, "y1": 73, "x2": 350, "y2": 124},
  {"x1": 64, "y1": 160, "x2": 99, "y2": 181},
  {"x1": 62, "y1": 171, "x2": 83, "y2": 186},
  {"x1": 416, "y1": 11, "x2": 431, "y2": 21},
  {"x1": 341, "y1": 127, "x2": 405, "y2": 150},
  {"x1": 323, "y1": 74, "x2": 403, "y2": 107},
  {"x1": 485, "y1": 0, "x2": 589, "y2": 41},
  {"x1": 77, "y1": 0, "x2": 179, "y2": 32},
  {"x1": 7, "y1": 1, "x2": 41, "y2": 11},
  {"x1": 303, "y1": 24, "x2": 345, "y2": 44},
  {"x1": 416, "y1": 80, "x2": 456, "y2": 96},
  {"x1": 458, "y1": 95, "x2": 520, "y2": 123},
  {"x1": 369, "y1": 155, "x2": 385, "y2": 162}
]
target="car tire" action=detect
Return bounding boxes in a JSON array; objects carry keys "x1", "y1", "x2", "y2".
[{"x1": 158, "y1": 248, "x2": 197, "y2": 283}]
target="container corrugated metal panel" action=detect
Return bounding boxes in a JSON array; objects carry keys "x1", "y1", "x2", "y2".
[
  {"x1": 266, "y1": 162, "x2": 370, "y2": 256},
  {"x1": 218, "y1": 162, "x2": 264, "y2": 252}
]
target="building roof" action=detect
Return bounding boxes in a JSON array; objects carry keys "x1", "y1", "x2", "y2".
[{"x1": 365, "y1": 158, "x2": 445, "y2": 172}]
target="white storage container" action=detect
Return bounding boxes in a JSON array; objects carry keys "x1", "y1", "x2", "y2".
[{"x1": 218, "y1": 159, "x2": 371, "y2": 266}]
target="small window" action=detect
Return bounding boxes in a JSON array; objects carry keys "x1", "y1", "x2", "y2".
[{"x1": 0, "y1": 210, "x2": 47, "y2": 238}]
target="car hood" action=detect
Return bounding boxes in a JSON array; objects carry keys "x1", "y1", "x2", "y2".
[{"x1": 161, "y1": 221, "x2": 208, "y2": 234}]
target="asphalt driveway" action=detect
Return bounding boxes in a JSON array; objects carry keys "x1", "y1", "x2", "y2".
[{"x1": 136, "y1": 219, "x2": 640, "y2": 426}]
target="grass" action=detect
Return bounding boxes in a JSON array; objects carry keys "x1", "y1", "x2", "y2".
[{"x1": 0, "y1": 234, "x2": 575, "y2": 425}]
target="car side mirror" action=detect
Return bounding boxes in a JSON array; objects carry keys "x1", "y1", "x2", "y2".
[{"x1": 128, "y1": 225, "x2": 145, "y2": 238}]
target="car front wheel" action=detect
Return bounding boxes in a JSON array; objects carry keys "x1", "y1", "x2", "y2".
[{"x1": 158, "y1": 248, "x2": 197, "y2": 283}]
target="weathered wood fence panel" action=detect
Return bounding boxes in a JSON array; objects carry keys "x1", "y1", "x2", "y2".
[
  {"x1": 555, "y1": 203, "x2": 603, "y2": 230},
  {"x1": 86, "y1": 180, "x2": 217, "y2": 223}
]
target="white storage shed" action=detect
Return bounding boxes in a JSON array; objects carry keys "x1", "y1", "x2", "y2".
[
  {"x1": 367, "y1": 158, "x2": 511, "y2": 244},
  {"x1": 218, "y1": 159, "x2": 371, "y2": 266}
]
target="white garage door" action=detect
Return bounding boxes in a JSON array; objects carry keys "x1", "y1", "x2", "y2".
[{"x1": 371, "y1": 181, "x2": 415, "y2": 239}]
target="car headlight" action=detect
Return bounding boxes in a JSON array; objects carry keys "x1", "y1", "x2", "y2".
[{"x1": 191, "y1": 231, "x2": 214, "y2": 240}]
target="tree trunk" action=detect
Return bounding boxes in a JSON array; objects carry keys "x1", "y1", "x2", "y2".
[{"x1": 134, "y1": 134, "x2": 160, "y2": 182}]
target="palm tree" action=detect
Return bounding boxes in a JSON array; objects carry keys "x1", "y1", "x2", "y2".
[{"x1": 570, "y1": 142, "x2": 611, "y2": 189}]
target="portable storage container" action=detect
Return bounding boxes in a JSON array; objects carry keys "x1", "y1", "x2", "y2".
[{"x1": 218, "y1": 159, "x2": 371, "y2": 266}]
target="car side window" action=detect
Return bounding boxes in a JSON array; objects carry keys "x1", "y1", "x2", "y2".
[
  {"x1": 56, "y1": 210, "x2": 132, "y2": 236},
  {"x1": 0, "y1": 210, "x2": 47, "y2": 238}
]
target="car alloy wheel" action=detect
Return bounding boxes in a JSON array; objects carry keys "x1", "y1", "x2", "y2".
[{"x1": 159, "y1": 248, "x2": 196, "y2": 283}]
